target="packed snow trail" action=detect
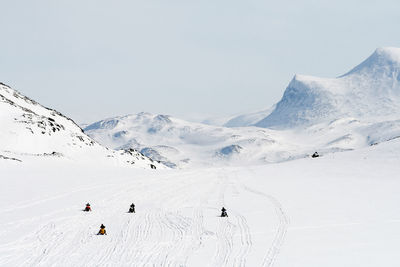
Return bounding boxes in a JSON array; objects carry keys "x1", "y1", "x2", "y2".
[{"x1": 0, "y1": 167, "x2": 286, "y2": 266}]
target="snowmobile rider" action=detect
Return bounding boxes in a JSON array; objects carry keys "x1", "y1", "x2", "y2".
[
  {"x1": 98, "y1": 224, "x2": 107, "y2": 235},
  {"x1": 221, "y1": 207, "x2": 228, "y2": 217},
  {"x1": 312, "y1": 152, "x2": 319, "y2": 158},
  {"x1": 84, "y1": 203, "x2": 92, "y2": 212},
  {"x1": 129, "y1": 203, "x2": 135, "y2": 213}
]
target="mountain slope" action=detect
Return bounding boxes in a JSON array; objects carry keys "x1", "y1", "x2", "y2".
[
  {"x1": 256, "y1": 47, "x2": 400, "y2": 128},
  {"x1": 83, "y1": 112, "x2": 300, "y2": 167},
  {"x1": 224, "y1": 106, "x2": 275, "y2": 127},
  {"x1": 0, "y1": 83, "x2": 160, "y2": 168}
]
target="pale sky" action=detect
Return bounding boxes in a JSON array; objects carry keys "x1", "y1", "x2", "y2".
[{"x1": 1, "y1": 0, "x2": 399, "y2": 123}]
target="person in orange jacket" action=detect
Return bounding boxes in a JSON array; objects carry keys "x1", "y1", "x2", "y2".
[{"x1": 98, "y1": 224, "x2": 107, "y2": 235}]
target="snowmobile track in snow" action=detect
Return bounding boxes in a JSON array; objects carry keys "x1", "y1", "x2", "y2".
[
  {"x1": 211, "y1": 173, "x2": 234, "y2": 266},
  {"x1": 0, "y1": 169, "x2": 286, "y2": 267},
  {"x1": 232, "y1": 212, "x2": 253, "y2": 267},
  {"x1": 210, "y1": 172, "x2": 255, "y2": 267},
  {"x1": 243, "y1": 185, "x2": 289, "y2": 267}
]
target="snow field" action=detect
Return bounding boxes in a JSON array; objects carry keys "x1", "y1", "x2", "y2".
[
  {"x1": 0, "y1": 164, "x2": 283, "y2": 266},
  {"x1": 1, "y1": 138, "x2": 400, "y2": 266}
]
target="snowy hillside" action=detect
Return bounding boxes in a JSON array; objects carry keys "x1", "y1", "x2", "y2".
[
  {"x1": 0, "y1": 83, "x2": 161, "y2": 169},
  {"x1": 256, "y1": 47, "x2": 400, "y2": 128},
  {"x1": 83, "y1": 112, "x2": 307, "y2": 167},
  {"x1": 224, "y1": 106, "x2": 275, "y2": 127}
]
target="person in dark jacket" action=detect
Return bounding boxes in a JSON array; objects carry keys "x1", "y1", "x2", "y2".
[
  {"x1": 129, "y1": 203, "x2": 135, "y2": 213},
  {"x1": 84, "y1": 203, "x2": 92, "y2": 212},
  {"x1": 221, "y1": 207, "x2": 228, "y2": 217},
  {"x1": 312, "y1": 152, "x2": 319, "y2": 158}
]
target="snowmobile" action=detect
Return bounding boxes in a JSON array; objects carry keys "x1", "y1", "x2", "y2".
[
  {"x1": 84, "y1": 203, "x2": 92, "y2": 212},
  {"x1": 128, "y1": 203, "x2": 135, "y2": 213},
  {"x1": 98, "y1": 224, "x2": 107, "y2": 235},
  {"x1": 311, "y1": 152, "x2": 319, "y2": 158},
  {"x1": 221, "y1": 207, "x2": 228, "y2": 217}
]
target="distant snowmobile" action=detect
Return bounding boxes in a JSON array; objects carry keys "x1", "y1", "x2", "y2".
[
  {"x1": 221, "y1": 207, "x2": 228, "y2": 217},
  {"x1": 311, "y1": 152, "x2": 319, "y2": 158},
  {"x1": 129, "y1": 203, "x2": 135, "y2": 213},
  {"x1": 84, "y1": 203, "x2": 92, "y2": 212},
  {"x1": 98, "y1": 224, "x2": 107, "y2": 235}
]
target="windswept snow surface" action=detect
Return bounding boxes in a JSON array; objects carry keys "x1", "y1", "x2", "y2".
[
  {"x1": 0, "y1": 83, "x2": 161, "y2": 169},
  {"x1": 1, "y1": 139, "x2": 400, "y2": 266}
]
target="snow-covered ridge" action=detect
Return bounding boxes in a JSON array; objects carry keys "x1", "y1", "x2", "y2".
[
  {"x1": 342, "y1": 47, "x2": 400, "y2": 76},
  {"x1": 256, "y1": 47, "x2": 400, "y2": 128},
  {"x1": 84, "y1": 112, "x2": 295, "y2": 167},
  {"x1": 224, "y1": 106, "x2": 275, "y2": 127},
  {"x1": 0, "y1": 83, "x2": 162, "y2": 169},
  {"x1": 0, "y1": 82, "x2": 83, "y2": 131},
  {"x1": 85, "y1": 110, "x2": 400, "y2": 168}
]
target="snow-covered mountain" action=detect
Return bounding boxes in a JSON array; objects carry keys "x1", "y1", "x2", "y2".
[
  {"x1": 83, "y1": 112, "x2": 302, "y2": 167},
  {"x1": 84, "y1": 48, "x2": 400, "y2": 167},
  {"x1": 251, "y1": 47, "x2": 400, "y2": 151},
  {"x1": 256, "y1": 47, "x2": 400, "y2": 128},
  {"x1": 0, "y1": 83, "x2": 161, "y2": 169},
  {"x1": 84, "y1": 111, "x2": 390, "y2": 168}
]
